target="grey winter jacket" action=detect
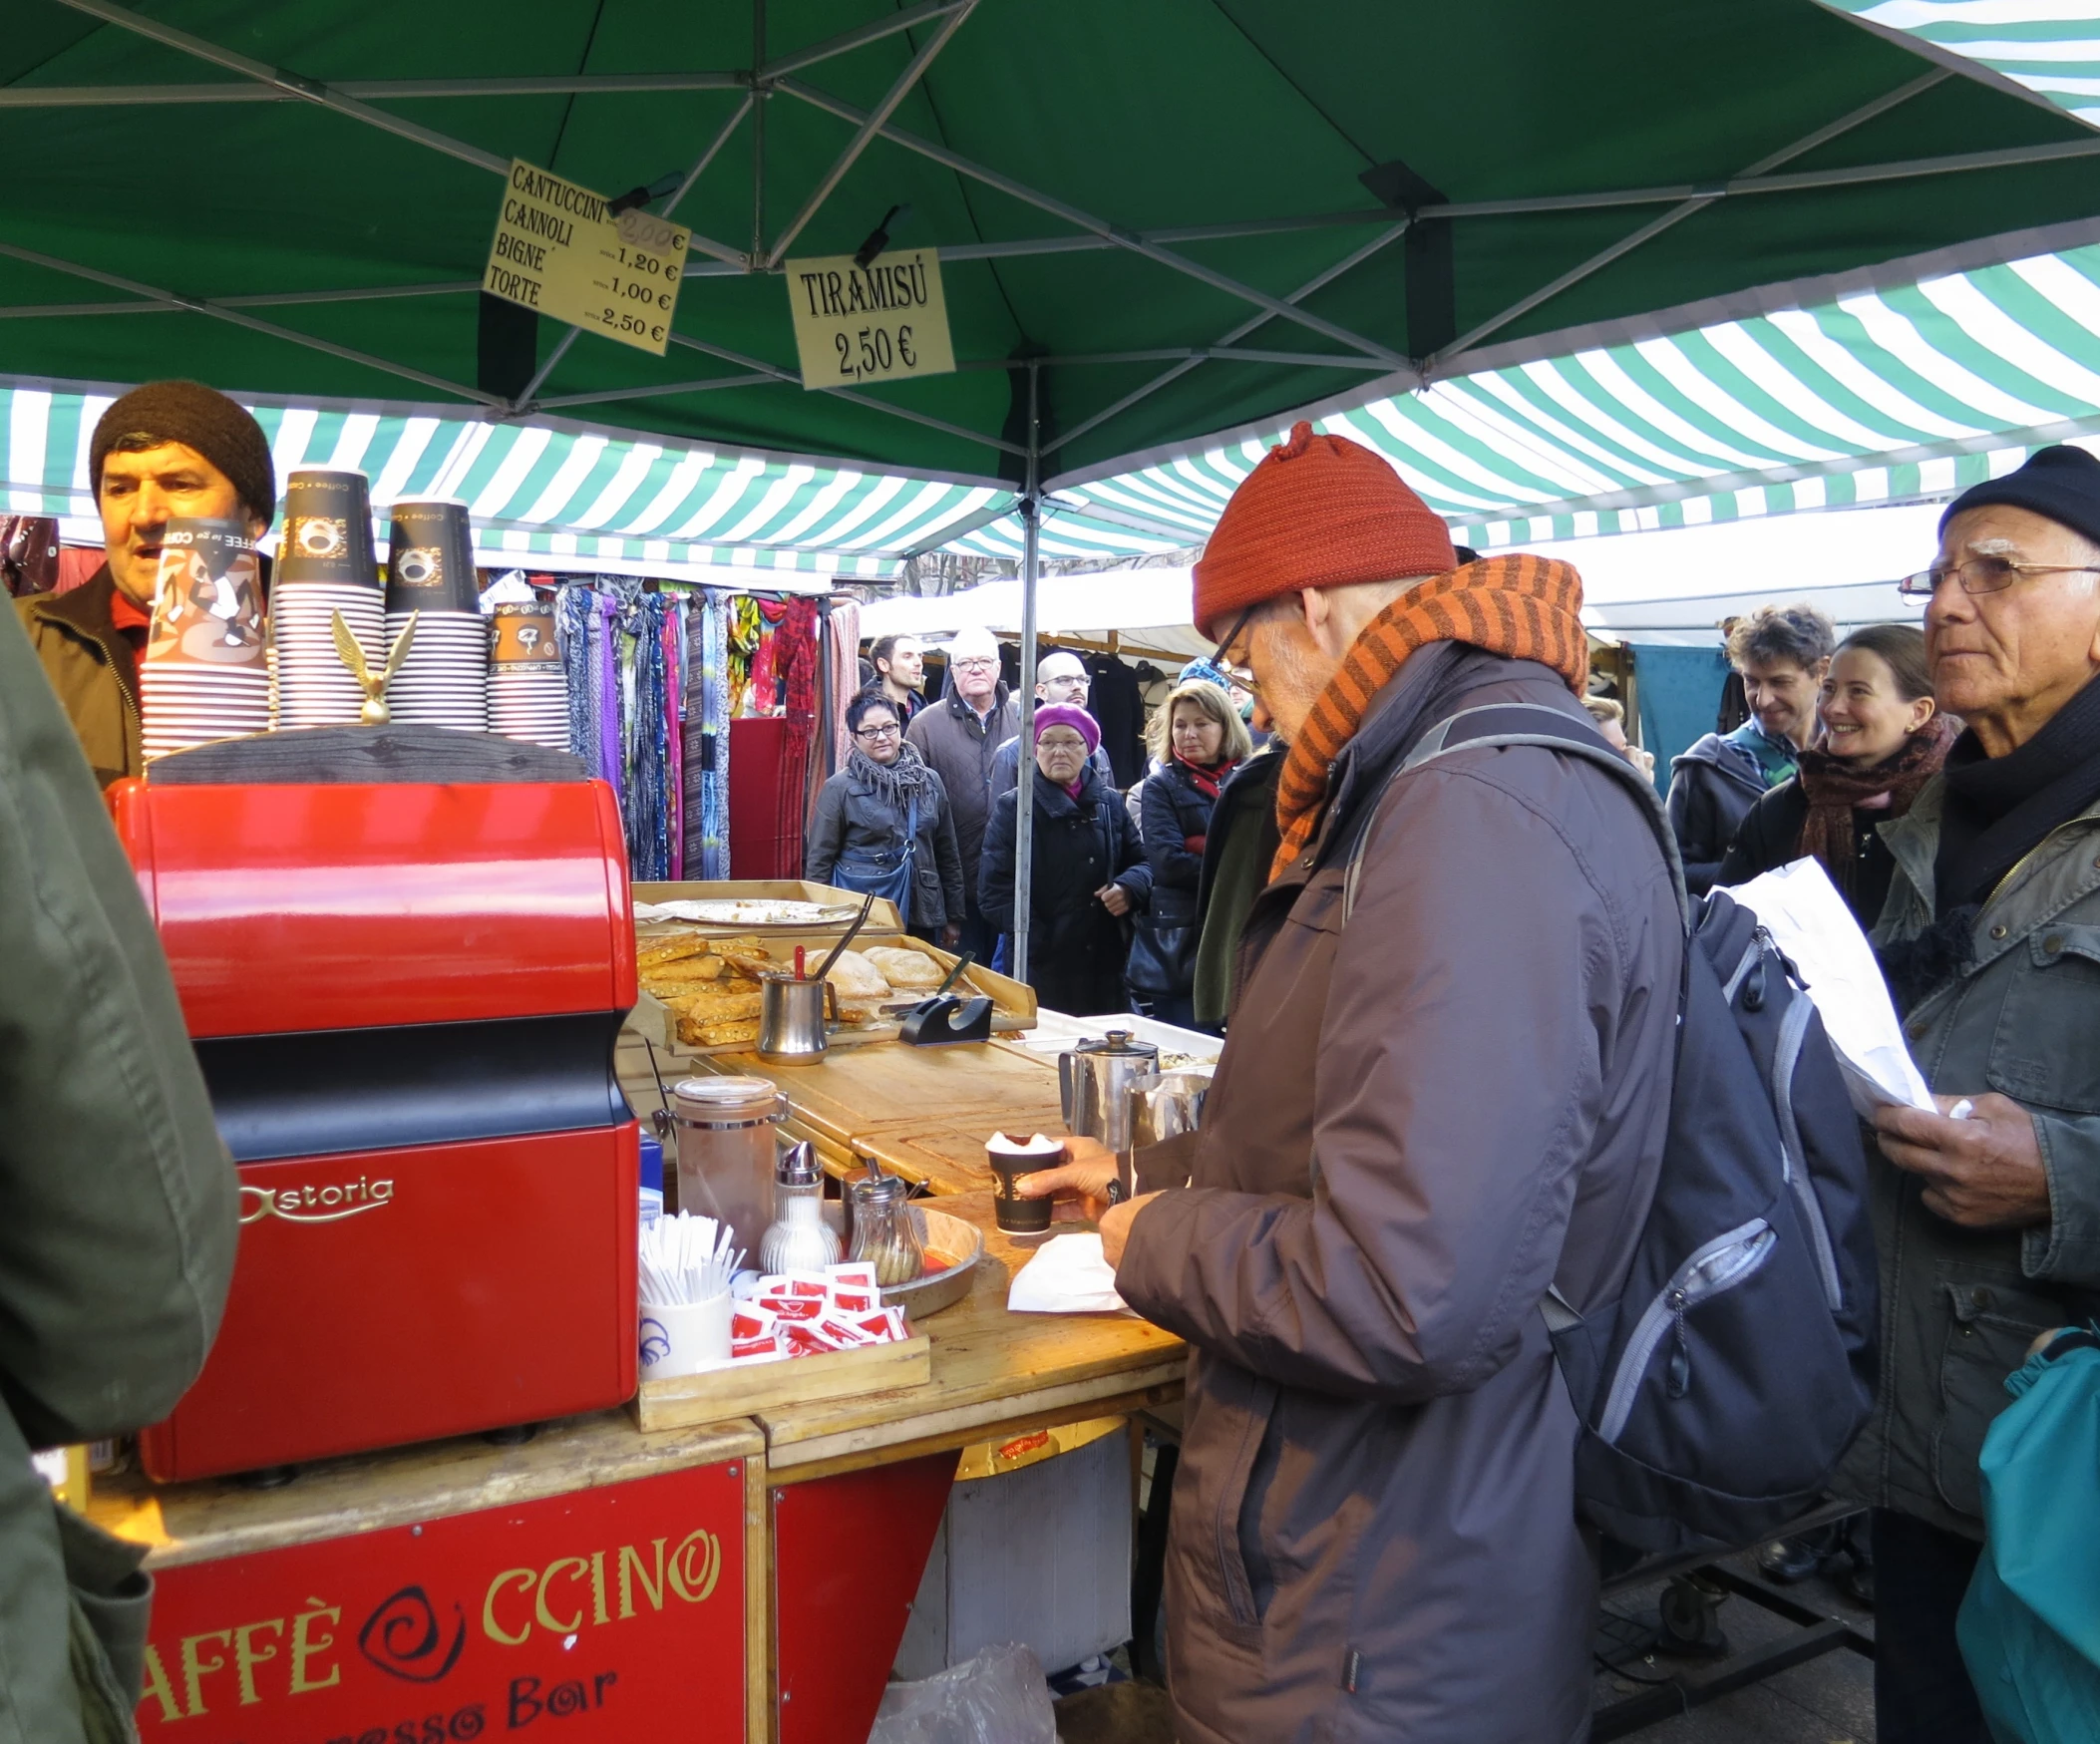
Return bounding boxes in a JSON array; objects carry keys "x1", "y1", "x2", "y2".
[
  {"x1": 1115, "y1": 644, "x2": 1681, "y2": 1744},
  {"x1": 0, "y1": 601, "x2": 238, "y2": 1744},
  {"x1": 904, "y1": 687, "x2": 1019, "y2": 884},
  {"x1": 803, "y1": 761, "x2": 966, "y2": 930},
  {"x1": 1842, "y1": 778, "x2": 2100, "y2": 1538}
]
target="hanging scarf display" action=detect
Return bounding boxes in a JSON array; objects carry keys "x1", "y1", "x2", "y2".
[
  {"x1": 774, "y1": 596, "x2": 821, "y2": 878},
  {"x1": 663, "y1": 597, "x2": 685, "y2": 879},
  {"x1": 683, "y1": 591, "x2": 733, "y2": 879}
]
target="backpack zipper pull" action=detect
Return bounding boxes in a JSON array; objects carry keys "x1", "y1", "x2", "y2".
[{"x1": 1665, "y1": 1289, "x2": 1691, "y2": 1398}]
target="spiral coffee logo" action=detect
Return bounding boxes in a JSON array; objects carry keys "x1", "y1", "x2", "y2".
[{"x1": 358, "y1": 1584, "x2": 468, "y2": 1683}]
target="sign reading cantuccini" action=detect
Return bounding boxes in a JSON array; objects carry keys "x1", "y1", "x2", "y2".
[
  {"x1": 484, "y1": 161, "x2": 690, "y2": 357},
  {"x1": 784, "y1": 250, "x2": 956, "y2": 389}
]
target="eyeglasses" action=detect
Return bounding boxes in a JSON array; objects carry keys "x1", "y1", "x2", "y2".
[
  {"x1": 1896, "y1": 556, "x2": 2100, "y2": 598},
  {"x1": 1208, "y1": 606, "x2": 1262, "y2": 700},
  {"x1": 951, "y1": 656, "x2": 997, "y2": 672},
  {"x1": 854, "y1": 723, "x2": 900, "y2": 740}
]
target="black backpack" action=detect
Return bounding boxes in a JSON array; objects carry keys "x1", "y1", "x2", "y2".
[{"x1": 1343, "y1": 701, "x2": 1879, "y2": 1555}]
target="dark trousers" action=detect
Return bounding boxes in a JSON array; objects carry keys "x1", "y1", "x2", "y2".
[
  {"x1": 955, "y1": 894, "x2": 999, "y2": 966},
  {"x1": 1874, "y1": 1508, "x2": 1988, "y2": 1744}
]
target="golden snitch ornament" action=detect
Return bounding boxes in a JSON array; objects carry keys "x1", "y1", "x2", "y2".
[{"x1": 332, "y1": 608, "x2": 418, "y2": 725}]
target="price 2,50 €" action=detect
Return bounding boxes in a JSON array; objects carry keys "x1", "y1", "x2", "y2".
[{"x1": 833, "y1": 323, "x2": 920, "y2": 382}]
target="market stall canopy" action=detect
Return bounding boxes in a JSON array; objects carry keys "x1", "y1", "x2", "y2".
[
  {"x1": 1817, "y1": 2, "x2": 2100, "y2": 130},
  {"x1": 8, "y1": 0, "x2": 2100, "y2": 506},
  {"x1": 1, "y1": 381, "x2": 997, "y2": 581},
  {"x1": 962, "y1": 237, "x2": 2100, "y2": 559}
]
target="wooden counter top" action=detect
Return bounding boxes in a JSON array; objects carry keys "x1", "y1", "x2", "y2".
[
  {"x1": 91, "y1": 1411, "x2": 763, "y2": 1570},
  {"x1": 758, "y1": 1192, "x2": 1185, "y2": 1483},
  {"x1": 619, "y1": 1033, "x2": 1065, "y2": 1196}
]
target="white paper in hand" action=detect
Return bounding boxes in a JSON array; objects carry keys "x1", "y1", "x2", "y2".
[
  {"x1": 1720, "y1": 857, "x2": 1935, "y2": 1114},
  {"x1": 1006, "y1": 1233, "x2": 1128, "y2": 1314}
]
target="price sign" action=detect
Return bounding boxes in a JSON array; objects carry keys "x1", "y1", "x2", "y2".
[
  {"x1": 784, "y1": 249, "x2": 955, "y2": 389},
  {"x1": 484, "y1": 161, "x2": 690, "y2": 356}
]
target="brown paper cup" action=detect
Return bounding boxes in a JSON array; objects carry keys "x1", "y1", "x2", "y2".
[
  {"x1": 386, "y1": 498, "x2": 479, "y2": 613},
  {"x1": 489, "y1": 602, "x2": 560, "y2": 666}
]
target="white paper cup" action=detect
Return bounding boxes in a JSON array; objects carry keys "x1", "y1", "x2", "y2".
[{"x1": 638, "y1": 1291, "x2": 732, "y2": 1380}]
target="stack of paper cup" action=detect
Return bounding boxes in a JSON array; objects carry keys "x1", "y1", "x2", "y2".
[
  {"x1": 271, "y1": 468, "x2": 383, "y2": 728},
  {"x1": 383, "y1": 498, "x2": 487, "y2": 731},
  {"x1": 487, "y1": 601, "x2": 568, "y2": 749},
  {"x1": 139, "y1": 520, "x2": 270, "y2": 761}
]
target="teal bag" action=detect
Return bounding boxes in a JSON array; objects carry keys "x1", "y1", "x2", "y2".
[{"x1": 1957, "y1": 1325, "x2": 2100, "y2": 1743}]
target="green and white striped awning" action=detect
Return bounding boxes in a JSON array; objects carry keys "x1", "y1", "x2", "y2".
[
  {"x1": 1820, "y1": 2, "x2": 2100, "y2": 129},
  {"x1": 988, "y1": 239, "x2": 2100, "y2": 561},
  {"x1": 1, "y1": 383, "x2": 1019, "y2": 581}
]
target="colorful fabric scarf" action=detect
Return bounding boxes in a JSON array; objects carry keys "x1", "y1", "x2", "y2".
[
  {"x1": 1794, "y1": 716, "x2": 1955, "y2": 905},
  {"x1": 1270, "y1": 553, "x2": 1588, "y2": 877}
]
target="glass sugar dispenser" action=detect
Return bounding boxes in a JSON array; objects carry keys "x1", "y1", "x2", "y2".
[
  {"x1": 758, "y1": 1141, "x2": 841, "y2": 1274},
  {"x1": 849, "y1": 1166, "x2": 923, "y2": 1287}
]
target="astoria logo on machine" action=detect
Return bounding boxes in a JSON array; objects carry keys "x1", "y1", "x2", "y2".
[{"x1": 239, "y1": 1176, "x2": 397, "y2": 1225}]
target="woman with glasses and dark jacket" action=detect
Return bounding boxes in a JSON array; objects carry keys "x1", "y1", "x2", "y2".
[{"x1": 806, "y1": 692, "x2": 965, "y2": 944}]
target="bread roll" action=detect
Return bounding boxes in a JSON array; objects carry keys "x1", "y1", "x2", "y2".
[
  {"x1": 823, "y1": 948, "x2": 891, "y2": 1000},
  {"x1": 865, "y1": 946, "x2": 945, "y2": 990}
]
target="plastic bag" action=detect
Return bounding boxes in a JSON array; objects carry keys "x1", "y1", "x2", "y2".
[{"x1": 868, "y1": 1642, "x2": 1058, "y2": 1744}]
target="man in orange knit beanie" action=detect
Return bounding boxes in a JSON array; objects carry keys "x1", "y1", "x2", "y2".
[{"x1": 1023, "y1": 422, "x2": 1684, "y2": 1741}]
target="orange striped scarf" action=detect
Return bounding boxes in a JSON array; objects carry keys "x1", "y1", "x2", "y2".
[{"x1": 1270, "y1": 553, "x2": 1588, "y2": 877}]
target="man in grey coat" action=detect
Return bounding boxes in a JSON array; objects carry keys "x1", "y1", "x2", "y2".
[
  {"x1": 905, "y1": 625, "x2": 1018, "y2": 961},
  {"x1": 1022, "y1": 425, "x2": 1680, "y2": 1742},
  {"x1": 1848, "y1": 446, "x2": 2100, "y2": 1743},
  {"x1": 0, "y1": 600, "x2": 238, "y2": 1742}
]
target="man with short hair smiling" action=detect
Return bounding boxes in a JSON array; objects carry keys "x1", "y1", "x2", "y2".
[
  {"x1": 16, "y1": 381, "x2": 274, "y2": 787},
  {"x1": 1847, "y1": 445, "x2": 2100, "y2": 1743}
]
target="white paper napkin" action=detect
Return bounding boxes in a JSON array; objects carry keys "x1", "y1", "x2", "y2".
[
  {"x1": 1720, "y1": 857, "x2": 1935, "y2": 1114},
  {"x1": 1006, "y1": 1233, "x2": 1128, "y2": 1314}
]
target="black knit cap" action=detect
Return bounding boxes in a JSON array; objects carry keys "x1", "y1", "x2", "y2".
[
  {"x1": 90, "y1": 380, "x2": 275, "y2": 525},
  {"x1": 1940, "y1": 445, "x2": 2100, "y2": 549}
]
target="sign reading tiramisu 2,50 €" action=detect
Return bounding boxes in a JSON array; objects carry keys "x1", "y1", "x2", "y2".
[
  {"x1": 484, "y1": 161, "x2": 690, "y2": 356},
  {"x1": 785, "y1": 250, "x2": 955, "y2": 389}
]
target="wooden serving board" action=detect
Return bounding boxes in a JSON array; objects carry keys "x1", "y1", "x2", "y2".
[
  {"x1": 687, "y1": 1037, "x2": 1064, "y2": 1157},
  {"x1": 634, "y1": 1332, "x2": 931, "y2": 1432}
]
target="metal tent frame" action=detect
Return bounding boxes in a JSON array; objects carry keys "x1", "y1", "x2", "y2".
[{"x1": 11, "y1": 0, "x2": 2100, "y2": 978}]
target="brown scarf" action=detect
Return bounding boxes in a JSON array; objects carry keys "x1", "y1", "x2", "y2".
[
  {"x1": 1271, "y1": 554, "x2": 1588, "y2": 877},
  {"x1": 1795, "y1": 715, "x2": 1956, "y2": 902}
]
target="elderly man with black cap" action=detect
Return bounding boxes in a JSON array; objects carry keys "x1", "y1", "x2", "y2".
[
  {"x1": 1839, "y1": 445, "x2": 2100, "y2": 1743},
  {"x1": 16, "y1": 381, "x2": 275, "y2": 786}
]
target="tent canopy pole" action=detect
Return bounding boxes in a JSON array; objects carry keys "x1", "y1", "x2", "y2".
[{"x1": 1013, "y1": 361, "x2": 1041, "y2": 985}]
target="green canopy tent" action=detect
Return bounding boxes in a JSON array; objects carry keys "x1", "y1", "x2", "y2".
[{"x1": 9, "y1": 0, "x2": 2100, "y2": 971}]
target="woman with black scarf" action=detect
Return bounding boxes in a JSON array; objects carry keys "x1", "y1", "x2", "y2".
[
  {"x1": 805, "y1": 692, "x2": 965, "y2": 944},
  {"x1": 1719, "y1": 624, "x2": 1955, "y2": 929}
]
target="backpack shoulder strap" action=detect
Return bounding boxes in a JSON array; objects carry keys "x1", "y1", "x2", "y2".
[{"x1": 1341, "y1": 702, "x2": 1689, "y2": 928}]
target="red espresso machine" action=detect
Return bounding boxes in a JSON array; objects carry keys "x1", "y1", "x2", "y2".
[{"x1": 111, "y1": 733, "x2": 639, "y2": 1483}]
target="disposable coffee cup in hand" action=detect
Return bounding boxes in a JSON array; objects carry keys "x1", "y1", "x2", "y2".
[{"x1": 986, "y1": 1132, "x2": 1064, "y2": 1234}]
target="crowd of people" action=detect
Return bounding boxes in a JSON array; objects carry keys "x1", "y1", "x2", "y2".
[
  {"x1": 817, "y1": 628, "x2": 1268, "y2": 1027},
  {"x1": 839, "y1": 431, "x2": 2100, "y2": 1744}
]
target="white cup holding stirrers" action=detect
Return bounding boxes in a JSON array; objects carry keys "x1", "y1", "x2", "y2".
[{"x1": 638, "y1": 1291, "x2": 732, "y2": 1379}]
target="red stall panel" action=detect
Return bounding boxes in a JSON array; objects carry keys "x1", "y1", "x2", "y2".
[
  {"x1": 138, "y1": 1460, "x2": 746, "y2": 1742},
  {"x1": 773, "y1": 1453, "x2": 956, "y2": 1744}
]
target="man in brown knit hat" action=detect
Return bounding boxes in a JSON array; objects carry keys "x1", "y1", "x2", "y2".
[
  {"x1": 1018, "y1": 423, "x2": 1682, "y2": 1741},
  {"x1": 16, "y1": 381, "x2": 275, "y2": 786}
]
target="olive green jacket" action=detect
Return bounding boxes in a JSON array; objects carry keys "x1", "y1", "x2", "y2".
[
  {"x1": 12, "y1": 570, "x2": 142, "y2": 790},
  {"x1": 0, "y1": 600, "x2": 236, "y2": 1742},
  {"x1": 1844, "y1": 777, "x2": 2100, "y2": 1539}
]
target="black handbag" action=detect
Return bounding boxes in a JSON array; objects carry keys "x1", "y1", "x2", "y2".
[
  {"x1": 830, "y1": 793, "x2": 919, "y2": 916},
  {"x1": 1125, "y1": 914, "x2": 1197, "y2": 996}
]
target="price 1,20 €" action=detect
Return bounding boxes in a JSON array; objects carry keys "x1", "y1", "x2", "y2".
[{"x1": 833, "y1": 323, "x2": 920, "y2": 383}]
